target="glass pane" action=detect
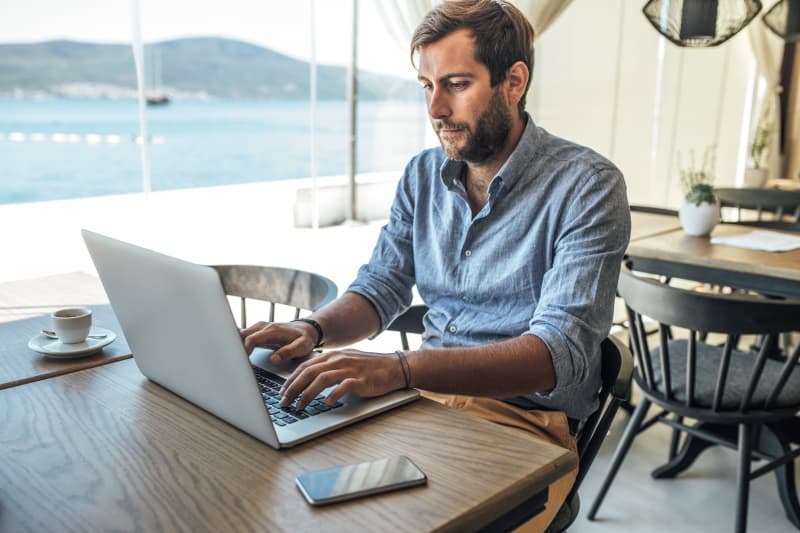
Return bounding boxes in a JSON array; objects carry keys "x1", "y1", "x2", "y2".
[
  {"x1": 356, "y1": 1, "x2": 428, "y2": 175},
  {"x1": 0, "y1": 2, "x2": 141, "y2": 204},
  {"x1": 139, "y1": 0, "x2": 323, "y2": 192},
  {"x1": 0, "y1": 1, "x2": 144, "y2": 282},
  {"x1": 135, "y1": 0, "x2": 426, "y2": 193}
]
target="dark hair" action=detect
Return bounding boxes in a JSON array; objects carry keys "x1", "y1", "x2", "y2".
[{"x1": 410, "y1": 0, "x2": 535, "y2": 117}]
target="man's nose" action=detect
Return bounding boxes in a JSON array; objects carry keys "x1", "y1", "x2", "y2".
[{"x1": 427, "y1": 88, "x2": 450, "y2": 120}]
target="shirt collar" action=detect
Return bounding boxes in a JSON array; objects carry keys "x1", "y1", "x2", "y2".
[{"x1": 439, "y1": 113, "x2": 540, "y2": 192}]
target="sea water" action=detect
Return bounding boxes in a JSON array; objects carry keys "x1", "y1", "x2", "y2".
[{"x1": 0, "y1": 98, "x2": 428, "y2": 205}]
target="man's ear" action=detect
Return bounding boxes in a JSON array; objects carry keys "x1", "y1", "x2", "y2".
[{"x1": 505, "y1": 61, "x2": 529, "y2": 107}]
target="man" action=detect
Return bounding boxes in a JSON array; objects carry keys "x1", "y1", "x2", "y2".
[{"x1": 242, "y1": 0, "x2": 630, "y2": 529}]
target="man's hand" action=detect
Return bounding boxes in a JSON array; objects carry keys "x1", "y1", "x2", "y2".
[
  {"x1": 279, "y1": 350, "x2": 406, "y2": 411},
  {"x1": 240, "y1": 321, "x2": 317, "y2": 363}
]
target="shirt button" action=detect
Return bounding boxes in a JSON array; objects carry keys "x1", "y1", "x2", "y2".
[
  {"x1": 448, "y1": 325, "x2": 457, "y2": 333},
  {"x1": 464, "y1": 250, "x2": 472, "y2": 257}
]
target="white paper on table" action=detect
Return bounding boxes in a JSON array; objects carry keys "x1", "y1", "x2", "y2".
[{"x1": 710, "y1": 230, "x2": 800, "y2": 252}]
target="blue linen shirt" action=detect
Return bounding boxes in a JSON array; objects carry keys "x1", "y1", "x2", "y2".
[{"x1": 347, "y1": 115, "x2": 631, "y2": 420}]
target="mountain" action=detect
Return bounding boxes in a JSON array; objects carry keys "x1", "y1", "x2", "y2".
[{"x1": 0, "y1": 37, "x2": 421, "y2": 101}]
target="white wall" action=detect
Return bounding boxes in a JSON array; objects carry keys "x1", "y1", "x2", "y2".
[{"x1": 530, "y1": 0, "x2": 756, "y2": 208}]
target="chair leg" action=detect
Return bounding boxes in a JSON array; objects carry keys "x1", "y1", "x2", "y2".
[
  {"x1": 756, "y1": 423, "x2": 800, "y2": 529},
  {"x1": 735, "y1": 424, "x2": 752, "y2": 533},
  {"x1": 651, "y1": 422, "x2": 723, "y2": 479},
  {"x1": 587, "y1": 397, "x2": 651, "y2": 520},
  {"x1": 619, "y1": 399, "x2": 635, "y2": 414},
  {"x1": 668, "y1": 415, "x2": 683, "y2": 460}
]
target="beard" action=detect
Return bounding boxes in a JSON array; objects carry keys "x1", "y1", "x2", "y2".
[{"x1": 433, "y1": 89, "x2": 512, "y2": 163}]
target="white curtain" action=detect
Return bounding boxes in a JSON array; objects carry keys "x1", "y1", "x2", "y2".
[
  {"x1": 375, "y1": 0, "x2": 574, "y2": 49},
  {"x1": 747, "y1": 0, "x2": 784, "y2": 179},
  {"x1": 130, "y1": 0, "x2": 152, "y2": 197},
  {"x1": 375, "y1": 0, "x2": 440, "y2": 49},
  {"x1": 514, "y1": 0, "x2": 575, "y2": 37}
]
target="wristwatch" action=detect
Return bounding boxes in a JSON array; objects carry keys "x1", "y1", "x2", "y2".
[{"x1": 291, "y1": 318, "x2": 324, "y2": 348}]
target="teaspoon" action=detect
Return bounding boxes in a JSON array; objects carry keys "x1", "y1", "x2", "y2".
[{"x1": 41, "y1": 329, "x2": 108, "y2": 340}]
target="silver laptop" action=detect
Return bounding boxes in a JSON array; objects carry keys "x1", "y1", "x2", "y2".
[{"x1": 82, "y1": 229, "x2": 419, "y2": 448}]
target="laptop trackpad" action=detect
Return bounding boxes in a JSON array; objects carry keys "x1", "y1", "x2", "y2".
[{"x1": 249, "y1": 348, "x2": 312, "y2": 379}]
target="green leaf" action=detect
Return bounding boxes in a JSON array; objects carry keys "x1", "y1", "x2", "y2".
[{"x1": 685, "y1": 184, "x2": 716, "y2": 206}]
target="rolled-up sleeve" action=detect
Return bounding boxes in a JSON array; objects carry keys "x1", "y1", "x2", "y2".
[
  {"x1": 346, "y1": 164, "x2": 417, "y2": 332},
  {"x1": 526, "y1": 167, "x2": 630, "y2": 399}
]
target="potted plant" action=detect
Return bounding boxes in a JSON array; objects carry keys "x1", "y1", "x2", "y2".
[
  {"x1": 745, "y1": 99, "x2": 774, "y2": 187},
  {"x1": 678, "y1": 145, "x2": 720, "y2": 237}
]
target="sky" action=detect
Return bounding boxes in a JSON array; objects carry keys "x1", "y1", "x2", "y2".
[{"x1": 0, "y1": 0, "x2": 416, "y2": 77}]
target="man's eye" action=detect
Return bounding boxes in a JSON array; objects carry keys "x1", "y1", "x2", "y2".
[{"x1": 449, "y1": 81, "x2": 468, "y2": 90}]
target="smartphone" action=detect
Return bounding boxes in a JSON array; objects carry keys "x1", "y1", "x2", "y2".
[{"x1": 295, "y1": 456, "x2": 427, "y2": 506}]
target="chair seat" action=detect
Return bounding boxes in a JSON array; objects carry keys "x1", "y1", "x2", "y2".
[{"x1": 651, "y1": 339, "x2": 800, "y2": 409}]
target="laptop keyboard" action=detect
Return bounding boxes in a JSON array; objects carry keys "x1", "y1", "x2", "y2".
[{"x1": 251, "y1": 365, "x2": 343, "y2": 426}]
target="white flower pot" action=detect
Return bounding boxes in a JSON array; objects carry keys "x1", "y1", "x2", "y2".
[
  {"x1": 743, "y1": 167, "x2": 768, "y2": 188},
  {"x1": 679, "y1": 200, "x2": 720, "y2": 237}
]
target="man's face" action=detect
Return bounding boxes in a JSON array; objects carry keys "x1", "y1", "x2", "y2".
[{"x1": 417, "y1": 29, "x2": 513, "y2": 163}]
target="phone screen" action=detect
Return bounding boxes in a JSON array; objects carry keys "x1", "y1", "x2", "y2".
[{"x1": 296, "y1": 456, "x2": 427, "y2": 505}]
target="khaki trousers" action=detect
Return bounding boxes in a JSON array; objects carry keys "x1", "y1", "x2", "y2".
[{"x1": 421, "y1": 392, "x2": 579, "y2": 533}]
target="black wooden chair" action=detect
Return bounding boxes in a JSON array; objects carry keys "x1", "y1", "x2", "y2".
[
  {"x1": 545, "y1": 335, "x2": 633, "y2": 533},
  {"x1": 211, "y1": 264, "x2": 337, "y2": 327},
  {"x1": 385, "y1": 305, "x2": 634, "y2": 533},
  {"x1": 715, "y1": 187, "x2": 800, "y2": 223},
  {"x1": 588, "y1": 259, "x2": 800, "y2": 533}
]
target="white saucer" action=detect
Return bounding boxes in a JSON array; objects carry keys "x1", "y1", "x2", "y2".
[{"x1": 28, "y1": 327, "x2": 117, "y2": 359}]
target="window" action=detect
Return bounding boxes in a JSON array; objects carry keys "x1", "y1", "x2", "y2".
[
  {"x1": 0, "y1": 0, "x2": 432, "y2": 284},
  {"x1": 0, "y1": 1, "x2": 141, "y2": 204}
]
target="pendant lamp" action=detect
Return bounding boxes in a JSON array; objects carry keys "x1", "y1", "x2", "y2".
[
  {"x1": 763, "y1": 0, "x2": 800, "y2": 42},
  {"x1": 642, "y1": 0, "x2": 763, "y2": 47}
]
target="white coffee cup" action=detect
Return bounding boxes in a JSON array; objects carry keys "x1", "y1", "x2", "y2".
[{"x1": 51, "y1": 307, "x2": 93, "y2": 344}]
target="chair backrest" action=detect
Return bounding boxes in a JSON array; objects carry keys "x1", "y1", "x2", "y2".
[
  {"x1": 618, "y1": 259, "x2": 800, "y2": 422},
  {"x1": 385, "y1": 304, "x2": 428, "y2": 350},
  {"x1": 570, "y1": 335, "x2": 634, "y2": 494},
  {"x1": 546, "y1": 335, "x2": 635, "y2": 533},
  {"x1": 715, "y1": 187, "x2": 800, "y2": 222},
  {"x1": 212, "y1": 264, "x2": 337, "y2": 327}
]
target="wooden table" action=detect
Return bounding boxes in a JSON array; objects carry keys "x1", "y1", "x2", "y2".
[
  {"x1": 0, "y1": 359, "x2": 577, "y2": 532},
  {"x1": 630, "y1": 211, "x2": 682, "y2": 242},
  {"x1": 0, "y1": 272, "x2": 131, "y2": 389},
  {"x1": 626, "y1": 224, "x2": 800, "y2": 297}
]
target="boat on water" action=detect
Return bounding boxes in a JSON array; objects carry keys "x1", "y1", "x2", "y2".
[
  {"x1": 146, "y1": 93, "x2": 170, "y2": 106},
  {"x1": 145, "y1": 45, "x2": 169, "y2": 106}
]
